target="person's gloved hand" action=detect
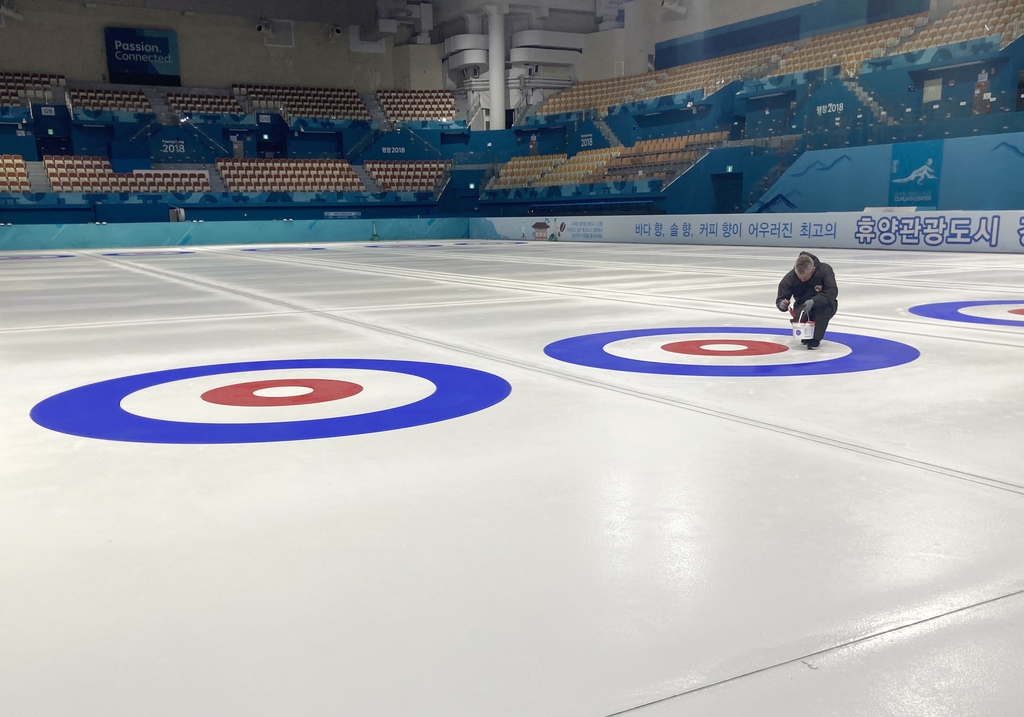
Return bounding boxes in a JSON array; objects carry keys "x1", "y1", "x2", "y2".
[
  {"x1": 800, "y1": 298, "x2": 815, "y2": 313},
  {"x1": 777, "y1": 298, "x2": 790, "y2": 312}
]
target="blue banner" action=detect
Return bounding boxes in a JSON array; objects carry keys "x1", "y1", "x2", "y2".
[
  {"x1": 889, "y1": 140, "x2": 943, "y2": 208},
  {"x1": 104, "y1": 27, "x2": 180, "y2": 86}
]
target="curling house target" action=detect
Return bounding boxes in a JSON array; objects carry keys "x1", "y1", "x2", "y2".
[
  {"x1": 103, "y1": 251, "x2": 195, "y2": 256},
  {"x1": 0, "y1": 254, "x2": 74, "y2": 260},
  {"x1": 544, "y1": 327, "x2": 919, "y2": 377},
  {"x1": 240, "y1": 247, "x2": 326, "y2": 252},
  {"x1": 31, "y1": 358, "x2": 511, "y2": 444},
  {"x1": 909, "y1": 300, "x2": 1024, "y2": 327}
]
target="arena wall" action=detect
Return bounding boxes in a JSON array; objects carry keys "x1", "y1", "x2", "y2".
[
  {"x1": 0, "y1": 0, "x2": 395, "y2": 91},
  {"x1": 4, "y1": 211, "x2": 1024, "y2": 253}
]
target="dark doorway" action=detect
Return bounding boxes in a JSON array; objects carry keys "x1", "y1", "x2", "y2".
[
  {"x1": 36, "y1": 136, "x2": 72, "y2": 157},
  {"x1": 256, "y1": 140, "x2": 286, "y2": 159},
  {"x1": 711, "y1": 172, "x2": 744, "y2": 213},
  {"x1": 731, "y1": 116, "x2": 746, "y2": 141}
]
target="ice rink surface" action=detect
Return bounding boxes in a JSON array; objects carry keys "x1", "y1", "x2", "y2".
[{"x1": 3, "y1": 240, "x2": 1024, "y2": 716}]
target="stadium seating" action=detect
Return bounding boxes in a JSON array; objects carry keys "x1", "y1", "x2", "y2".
[
  {"x1": 0, "y1": 71, "x2": 65, "y2": 107},
  {"x1": 899, "y1": 0, "x2": 1024, "y2": 52},
  {"x1": 234, "y1": 84, "x2": 371, "y2": 121},
  {"x1": 599, "y1": 131, "x2": 730, "y2": 182},
  {"x1": 42, "y1": 156, "x2": 212, "y2": 193},
  {"x1": 69, "y1": 88, "x2": 153, "y2": 114},
  {"x1": 0, "y1": 154, "x2": 30, "y2": 193},
  {"x1": 166, "y1": 93, "x2": 244, "y2": 115},
  {"x1": 491, "y1": 154, "x2": 567, "y2": 189},
  {"x1": 363, "y1": 160, "x2": 449, "y2": 192},
  {"x1": 778, "y1": 14, "x2": 925, "y2": 76},
  {"x1": 538, "y1": 43, "x2": 793, "y2": 116},
  {"x1": 215, "y1": 158, "x2": 365, "y2": 193},
  {"x1": 376, "y1": 90, "x2": 456, "y2": 122},
  {"x1": 531, "y1": 148, "x2": 619, "y2": 187},
  {"x1": 644, "y1": 43, "x2": 795, "y2": 100},
  {"x1": 538, "y1": 74, "x2": 659, "y2": 116},
  {"x1": 535, "y1": 2, "x2": 1020, "y2": 116}
]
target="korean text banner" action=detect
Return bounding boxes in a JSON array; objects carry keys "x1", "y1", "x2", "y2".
[
  {"x1": 104, "y1": 27, "x2": 180, "y2": 87},
  {"x1": 471, "y1": 211, "x2": 1024, "y2": 254}
]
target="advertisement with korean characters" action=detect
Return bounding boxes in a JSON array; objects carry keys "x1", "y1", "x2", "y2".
[{"x1": 473, "y1": 212, "x2": 1024, "y2": 253}]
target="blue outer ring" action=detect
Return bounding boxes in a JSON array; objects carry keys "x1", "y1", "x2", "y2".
[
  {"x1": 103, "y1": 251, "x2": 195, "y2": 256},
  {"x1": 241, "y1": 247, "x2": 325, "y2": 252},
  {"x1": 364, "y1": 244, "x2": 442, "y2": 248},
  {"x1": 908, "y1": 300, "x2": 1024, "y2": 327},
  {"x1": 453, "y1": 242, "x2": 529, "y2": 246},
  {"x1": 30, "y1": 359, "x2": 512, "y2": 444},
  {"x1": 544, "y1": 327, "x2": 919, "y2": 377},
  {"x1": 0, "y1": 254, "x2": 74, "y2": 260}
]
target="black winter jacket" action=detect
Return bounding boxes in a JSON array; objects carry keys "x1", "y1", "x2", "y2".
[{"x1": 776, "y1": 252, "x2": 838, "y2": 312}]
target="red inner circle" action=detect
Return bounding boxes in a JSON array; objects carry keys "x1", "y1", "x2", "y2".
[
  {"x1": 662, "y1": 339, "x2": 789, "y2": 357},
  {"x1": 1009, "y1": 309, "x2": 1024, "y2": 316},
  {"x1": 201, "y1": 378, "x2": 363, "y2": 407}
]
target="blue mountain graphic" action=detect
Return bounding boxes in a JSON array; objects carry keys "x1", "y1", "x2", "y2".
[
  {"x1": 791, "y1": 154, "x2": 853, "y2": 177},
  {"x1": 755, "y1": 194, "x2": 799, "y2": 213},
  {"x1": 992, "y1": 142, "x2": 1024, "y2": 159}
]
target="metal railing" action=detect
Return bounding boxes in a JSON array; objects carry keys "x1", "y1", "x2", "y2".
[
  {"x1": 466, "y1": 94, "x2": 483, "y2": 129},
  {"x1": 512, "y1": 95, "x2": 529, "y2": 127},
  {"x1": 345, "y1": 127, "x2": 383, "y2": 162},
  {"x1": 181, "y1": 118, "x2": 230, "y2": 155},
  {"x1": 433, "y1": 165, "x2": 452, "y2": 200}
]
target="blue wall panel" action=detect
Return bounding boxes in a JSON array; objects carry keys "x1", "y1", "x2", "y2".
[
  {"x1": 0, "y1": 131, "x2": 38, "y2": 159},
  {"x1": 755, "y1": 131, "x2": 1024, "y2": 212},
  {"x1": 72, "y1": 125, "x2": 114, "y2": 157},
  {"x1": 567, "y1": 119, "x2": 611, "y2": 155},
  {"x1": 663, "y1": 147, "x2": 780, "y2": 214},
  {"x1": 939, "y1": 133, "x2": 1024, "y2": 210},
  {"x1": 439, "y1": 128, "x2": 518, "y2": 164},
  {"x1": 754, "y1": 144, "x2": 893, "y2": 212},
  {"x1": 0, "y1": 217, "x2": 470, "y2": 251},
  {"x1": 287, "y1": 132, "x2": 339, "y2": 159}
]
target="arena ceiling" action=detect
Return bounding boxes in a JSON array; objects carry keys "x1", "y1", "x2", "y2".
[{"x1": 44, "y1": 0, "x2": 634, "y2": 39}]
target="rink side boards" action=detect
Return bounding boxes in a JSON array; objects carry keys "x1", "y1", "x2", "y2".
[
  {"x1": 472, "y1": 211, "x2": 1024, "y2": 254},
  {"x1": 2, "y1": 212, "x2": 1024, "y2": 253}
]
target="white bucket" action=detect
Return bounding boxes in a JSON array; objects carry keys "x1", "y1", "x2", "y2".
[{"x1": 791, "y1": 319, "x2": 816, "y2": 340}]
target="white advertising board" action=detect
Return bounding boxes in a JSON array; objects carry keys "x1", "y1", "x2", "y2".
[{"x1": 471, "y1": 212, "x2": 1024, "y2": 253}]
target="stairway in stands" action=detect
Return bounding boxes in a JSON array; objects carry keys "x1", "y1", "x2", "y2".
[
  {"x1": 843, "y1": 79, "x2": 895, "y2": 127},
  {"x1": 361, "y1": 94, "x2": 387, "y2": 124},
  {"x1": 25, "y1": 162, "x2": 51, "y2": 193},
  {"x1": 142, "y1": 88, "x2": 179, "y2": 125},
  {"x1": 351, "y1": 164, "x2": 381, "y2": 193},
  {"x1": 593, "y1": 117, "x2": 623, "y2": 147},
  {"x1": 204, "y1": 165, "x2": 227, "y2": 193}
]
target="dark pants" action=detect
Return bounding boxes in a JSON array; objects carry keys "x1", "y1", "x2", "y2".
[{"x1": 808, "y1": 303, "x2": 837, "y2": 342}]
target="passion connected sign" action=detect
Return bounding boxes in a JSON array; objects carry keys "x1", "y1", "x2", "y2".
[{"x1": 104, "y1": 27, "x2": 180, "y2": 86}]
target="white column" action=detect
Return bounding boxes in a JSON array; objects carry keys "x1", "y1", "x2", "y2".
[{"x1": 486, "y1": 5, "x2": 506, "y2": 130}]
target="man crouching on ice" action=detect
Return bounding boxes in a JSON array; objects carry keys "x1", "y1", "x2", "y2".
[{"x1": 776, "y1": 252, "x2": 838, "y2": 350}]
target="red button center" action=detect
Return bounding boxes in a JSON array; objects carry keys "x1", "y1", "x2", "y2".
[
  {"x1": 662, "y1": 339, "x2": 789, "y2": 357},
  {"x1": 201, "y1": 379, "x2": 363, "y2": 407}
]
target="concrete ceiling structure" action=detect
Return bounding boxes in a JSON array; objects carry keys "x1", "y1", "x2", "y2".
[
  {"x1": 57, "y1": 0, "x2": 636, "y2": 44},
  {"x1": 58, "y1": 0, "x2": 377, "y2": 27},
  {"x1": 430, "y1": 0, "x2": 632, "y2": 40}
]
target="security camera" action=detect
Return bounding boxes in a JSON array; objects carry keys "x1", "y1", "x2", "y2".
[
  {"x1": 660, "y1": 0, "x2": 687, "y2": 15},
  {"x1": 256, "y1": 19, "x2": 273, "y2": 35},
  {"x1": 329, "y1": 24, "x2": 344, "y2": 36}
]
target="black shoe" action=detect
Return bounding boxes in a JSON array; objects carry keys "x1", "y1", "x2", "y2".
[
  {"x1": 806, "y1": 340, "x2": 821, "y2": 350},
  {"x1": 800, "y1": 339, "x2": 811, "y2": 345}
]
